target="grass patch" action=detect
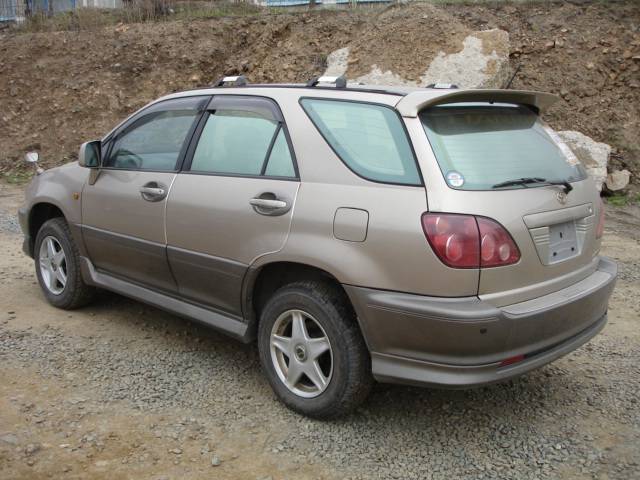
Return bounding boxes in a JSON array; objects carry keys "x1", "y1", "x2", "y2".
[{"x1": 605, "y1": 192, "x2": 640, "y2": 207}]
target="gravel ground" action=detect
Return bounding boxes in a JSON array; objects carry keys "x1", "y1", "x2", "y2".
[
  {"x1": 1, "y1": 182, "x2": 639, "y2": 480},
  {"x1": 0, "y1": 210, "x2": 20, "y2": 234}
]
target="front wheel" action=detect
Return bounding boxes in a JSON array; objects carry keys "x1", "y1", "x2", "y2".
[
  {"x1": 34, "y1": 217, "x2": 96, "y2": 309},
  {"x1": 257, "y1": 281, "x2": 373, "y2": 418}
]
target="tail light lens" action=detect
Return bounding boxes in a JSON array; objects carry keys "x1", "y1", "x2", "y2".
[
  {"x1": 421, "y1": 213, "x2": 520, "y2": 269},
  {"x1": 477, "y1": 217, "x2": 521, "y2": 267},
  {"x1": 596, "y1": 198, "x2": 605, "y2": 239},
  {"x1": 421, "y1": 214, "x2": 479, "y2": 268}
]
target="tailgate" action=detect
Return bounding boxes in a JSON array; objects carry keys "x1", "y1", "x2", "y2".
[
  {"x1": 419, "y1": 180, "x2": 602, "y2": 307},
  {"x1": 404, "y1": 89, "x2": 603, "y2": 306},
  {"x1": 476, "y1": 180, "x2": 601, "y2": 307}
]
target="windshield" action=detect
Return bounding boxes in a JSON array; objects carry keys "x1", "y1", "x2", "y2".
[{"x1": 419, "y1": 103, "x2": 586, "y2": 191}]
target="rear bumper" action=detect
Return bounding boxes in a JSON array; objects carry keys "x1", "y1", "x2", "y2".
[{"x1": 345, "y1": 256, "x2": 617, "y2": 388}]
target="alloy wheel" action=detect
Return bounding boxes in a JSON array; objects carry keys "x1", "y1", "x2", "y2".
[
  {"x1": 270, "y1": 309, "x2": 333, "y2": 398},
  {"x1": 38, "y1": 236, "x2": 67, "y2": 295}
]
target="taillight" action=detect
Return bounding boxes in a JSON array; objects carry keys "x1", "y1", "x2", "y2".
[
  {"x1": 477, "y1": 217, "x2": 521, "y2": 267},
  {"x1": 421, "y1": 213, "x2": 520, "y2": 269},
  {"x1": 421, "y1": 214, "x2": 479, "y2": 268},
  {"x1": 596, "y1": 198, "x2": 605, "y2": 239}
]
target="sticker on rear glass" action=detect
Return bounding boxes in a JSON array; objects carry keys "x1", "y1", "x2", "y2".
[
  {"x1": 446, "y1": 171, "x2": 465, "y2": 188},
  {"x1": 543, "y1": 124, "x2": 580, "y2": 166}
]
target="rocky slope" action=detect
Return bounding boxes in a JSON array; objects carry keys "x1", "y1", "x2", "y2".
[{"x1": 0, "y1": 1, "x2": 638, "y2": 186}]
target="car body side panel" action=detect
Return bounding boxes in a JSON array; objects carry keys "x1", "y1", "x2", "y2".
[
  {"x1": 22, "y1": 162, "x2": 87, "y2": 225},
  {"x1": 252, "y1": 182, "x2": 479, "y2": 296},
  {"x1": 81, "y1": 169, "x2": 178, "y2": 293},
  {"x1": 19, "y1": 162, "x2": 89, "y2": 255},
  {"x1": 237, "y1": 91, "x2": 479, "y2": 296},
  {"x1": 165, "y1": 174, "x2": 299, "y2": 315}
]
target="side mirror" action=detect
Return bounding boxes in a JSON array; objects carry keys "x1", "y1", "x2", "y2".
[
  {"x1": 78, "y1": 141, "x2": 101, "y2": 168},
  {"x1": 24, "y1": 151, "x2": 44, "y2": 175}
]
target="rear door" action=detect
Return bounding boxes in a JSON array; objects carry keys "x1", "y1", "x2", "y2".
[
  {"x1": 165, "y1": 95, "x2": 299, "y2": 316},
  {"x1": 82, "y1": 96, "x2": 208, "y2": 292},
  {"x1": 413, "y1": 101, "x2": 601, "y2": 306}
]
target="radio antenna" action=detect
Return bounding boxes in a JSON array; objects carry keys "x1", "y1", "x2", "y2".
[{"x1": 504, "y1": 64, "x2": 522, "y2": 90}]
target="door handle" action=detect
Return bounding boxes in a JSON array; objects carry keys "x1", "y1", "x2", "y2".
[
  {"x1": 249, "y1": 198, "x2": 287, "y2": 209},
  {"x1": 250, "y1": 193, "x2": 291, "y2": 216},
  {"x1": 140, "y1": 182, "x2": 168, "y2": 202}
]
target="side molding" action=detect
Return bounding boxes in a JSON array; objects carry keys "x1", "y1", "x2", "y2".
[{"x1": 80, "y1": 257, "x2": 250, "y2": 342}]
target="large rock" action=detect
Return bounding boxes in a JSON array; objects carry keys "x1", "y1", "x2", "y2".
[
  {"x1": 606, "y1": 169, "x2": 631, "y2": 191},
  {"x1": 322, "y1": 5, "x2": 510, "y2": 89},
  {"x1": 557, "y1": 130, "x2": 611, "y2": 191},
  {"x1": 420, "y1": 30, "x2": 511, "y2": 88}
]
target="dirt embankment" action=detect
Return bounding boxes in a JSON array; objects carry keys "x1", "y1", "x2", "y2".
[{"x1": 0, "y1": 1, "x2": 639, "y2": 182}]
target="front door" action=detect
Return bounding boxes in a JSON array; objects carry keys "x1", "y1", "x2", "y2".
[
  {"x1": 165, "y1": 95, "x2": 300, "y2": 315},
  {"x1": 82, "y1": 96, "x2": 208, "y2": 292}
]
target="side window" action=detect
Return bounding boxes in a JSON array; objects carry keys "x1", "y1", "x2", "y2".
[
  {"x1": 265, "y1": 129, "x2": 295, "y2": 177},
  {"x1": 105, "y1": 98, "x2": 204, "y2": 171},
  {"x1": 300, "y1": 98, "x2": 421, "y2": 185},
  {"x1": 190, "y1": 98, "x2": 296, "y2": 178}
]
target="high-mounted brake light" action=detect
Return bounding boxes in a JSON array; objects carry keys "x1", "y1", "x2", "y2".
[
  {"x1": 596, "y1": 198, "x2": 605, "y2": 239},
  {"x1": 421, "y1": 213, "x2": 520, "y2": 269}
]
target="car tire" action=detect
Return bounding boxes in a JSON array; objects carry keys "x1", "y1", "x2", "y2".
[
  {"x1": 258, "y1": 280, "x2": 373, "y2": 419},
  {"x1": 34, "y1": 217, "x2": 96, "y2": 310}
]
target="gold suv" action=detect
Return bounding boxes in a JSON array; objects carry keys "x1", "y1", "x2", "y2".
[{"x1": 19, "y1": 76, "x2": 617, "y2": 418}]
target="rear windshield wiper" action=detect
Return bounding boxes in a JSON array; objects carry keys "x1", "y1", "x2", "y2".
[{"x1": 492, "y1": 177, "x2": 573, "y2": 194}]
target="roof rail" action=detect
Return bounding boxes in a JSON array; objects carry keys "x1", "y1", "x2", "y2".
[
  {"x1": 306, "y1": 75, "x2": 347, "y2": 88},
  {"x1": 213, "y1": 75, "x2": 249, "y2": 87},
  {"x1": 426, "y1": 83, "x2": 459, "y2": 89}
]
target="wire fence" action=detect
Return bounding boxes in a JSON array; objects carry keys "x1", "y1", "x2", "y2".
[
  {"x1": 0, "y1": 0, "x2": 124, "y2": 21},
  {"x1": 0, "y1": 0, "x2": 25, "y2": 21}
]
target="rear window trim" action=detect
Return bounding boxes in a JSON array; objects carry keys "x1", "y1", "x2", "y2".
[
  {"x1": 299, "y1": 97, "x2": 424, "y2": 187},
  {"x1": 419, "y1": 102, "x2": 585, "y2": 192}
]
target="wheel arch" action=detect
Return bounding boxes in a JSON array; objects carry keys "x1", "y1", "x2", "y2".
[
  {"x1": 242, "y1": 261, "x2": 358, "y2": 341},
  {"x1": 27, "y1": 202, "x2": 66, "y2": 257}
]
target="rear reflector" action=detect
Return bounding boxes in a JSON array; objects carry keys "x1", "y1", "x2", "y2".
[
  {"x1": 499, "y1": 354, "x2": 525, "y2": 367},
  {"x1": 421, "y1": 213, "x2": 520, "y2": 269}
]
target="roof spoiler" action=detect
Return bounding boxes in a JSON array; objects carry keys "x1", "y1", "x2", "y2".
[{"x1": 395, "y1": 89, "x2": 560, "y2": 117}]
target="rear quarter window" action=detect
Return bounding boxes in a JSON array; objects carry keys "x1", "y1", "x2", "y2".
[{"x1": 300, "y1": 98, "x2": 421, "y2": 186}]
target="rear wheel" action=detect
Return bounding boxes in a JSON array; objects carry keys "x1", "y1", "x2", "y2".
[
  {"x1": 258, "y1": 281, "x2": 373, "y2": 418},
  {"x1": 34, "y1": 218, "x2": 96, "y2": 309}
]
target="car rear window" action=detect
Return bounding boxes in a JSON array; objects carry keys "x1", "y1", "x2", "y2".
[
  {"x1": 419, "y1": 103, "x2": 586, "y2": 190},
  {"x1": 300, "y1": 99, "x2": 421, "y2": 185}
]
